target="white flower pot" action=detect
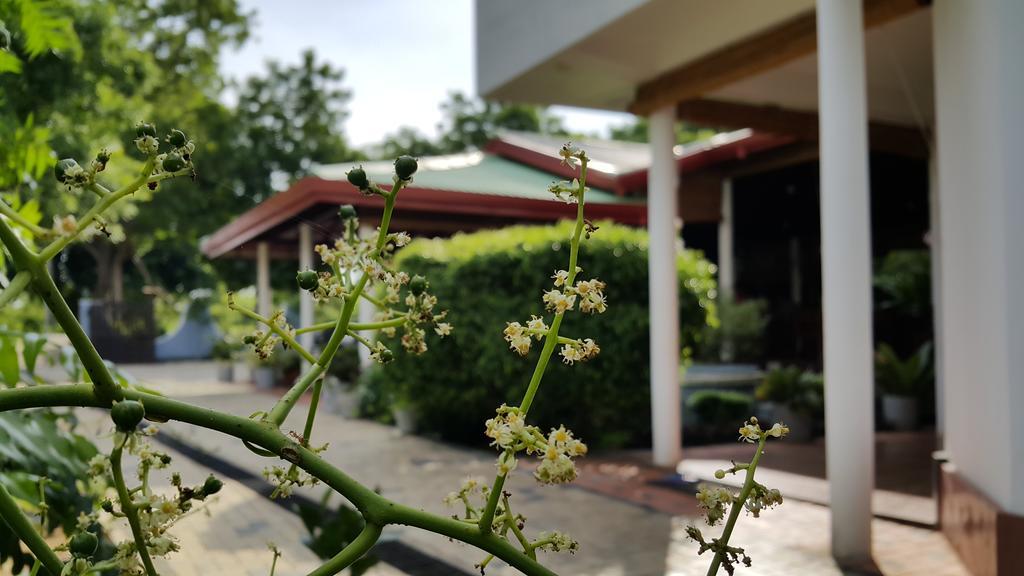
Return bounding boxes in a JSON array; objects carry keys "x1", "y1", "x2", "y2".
[
  {"x1": 216, "y1": 362, "x2": 234, "y2": 383},
  {"x1": 232, "y1": 361, "x2": 250, "y2": 383},
  {"x1": 252, "y1": 366, "x2": 277, "y2": 390},
  {"x1": 322, "y1": 377, "x2": 360, "y2": 418},
  {"x1": 392, "y1": 407, "x2": 417, "y2": 435},
  {"x1": 882, "y1": 394, "x2": 918, "y2": 431}
]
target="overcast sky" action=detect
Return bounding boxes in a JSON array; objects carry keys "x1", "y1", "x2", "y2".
[{"x1": 218, "y1": 0, "x2": 634, "y2": 147}]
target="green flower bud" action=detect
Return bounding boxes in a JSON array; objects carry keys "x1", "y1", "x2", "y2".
[
  {"x1": 296, "y1": 269, "x2": 318, "y2": 291},
  {"x1": 379, "y1": 349, "x2": 394, "y2": 364},
  {"x1": 409, "y1": 275, "x2": 428, "y2": 296},
  {"x1": 242, "y1": 335, "x2": 257, "y2": 345},
  {"x1": 167, "y1": 129, "x2": 188, "y2": 148},
  {"x1": 161, "y1": 152, "x2": 186, "y2": 173},
  {"x1": 0, "y1": 22, "x2": 11, "y2": 51},
  {"x1": 346, "y1": 166, "x2": 369, "y2": 190},
  {"x1": 69, "y1": 531, "x2": 98, "y2": 558},
  {"x1": 394, "y1": 155, "x2": 418, "y2": 180},
  {"x1": 714, "y1": 469, "x2": 726, "y2": 480},
  {"x1": 338, "y1": 204, "x2": 357, "y2": 220},
  {"x1": 110, "y1": 399, "x2": 145, "y2": 432},
  {"x1": 100, "y1": 500, "x2": 114, "y2": 513},
  {"x1": 135, "y1": 122, "x2": 157, "y2": 139},
  {"x1": 202, "y1": 475, "x2": 223, "y2": 495},
  {"x1": 54, "y1": 158, "x2": 80, "y2": 183}
]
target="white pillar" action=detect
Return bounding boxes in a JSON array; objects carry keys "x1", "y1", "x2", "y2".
[
  {"x1": 717, "y1": 178, "x2": 735, "y2": 299},
  {"x1": 648, "y1": 106, "x2": 681, "y2": 466},
  {"x1": 816, "y1": 0, "x2": 874, "y2": 564},
  {"x1": 927, "y1": 156, "x2": 944, "y2": 441},
  {"x1": 933, "y1": 0, "x2": 1024, "y2": 516},
  {"x1": 357, "y1": 223, "x2": 376, "y2": 369},
  {"x1": 298, "y1": 223, "x2": 315, "y2": 354},
  {"x1": 256, "y1": 241, "x2": 272, "y2": 317}
]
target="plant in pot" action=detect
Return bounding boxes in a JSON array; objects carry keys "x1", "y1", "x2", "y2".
[
  {"x1": 322, "y1": 343, "x2": 362, "y2": 418},
  {"x1": 755, "y1": 366, "x2": 822, "y2": 442},
  {"x1": 210, "y1": 338, "x2": 240, "y2": 383},
  {"x1": 875, "y1": 341, "x2": 933, "y2": 431}
]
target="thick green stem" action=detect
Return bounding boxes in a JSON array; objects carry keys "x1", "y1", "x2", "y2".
[
  {"x1": 0, "y1": 385, "x2": 557, "y2": 576},
  {"x1": 0, "y1": 482, "x2": 61, "y2": 576},
  {"x1": 305, "y1": 522, "x2": 382, "y2": 576},
  {"x1": 706, "y1": 435, "x2": 767, "y2": 576},
  {"x1": 111, "y1": 442, "x2": 159, "y2": 576},
  {"x1": 296, "y1": 316, "x2": 407, "y2": 335}
]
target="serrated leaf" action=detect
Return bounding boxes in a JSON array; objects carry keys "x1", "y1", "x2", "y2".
[{"x1": 15, "y1": 0, "x2": 82, "y2": 61}]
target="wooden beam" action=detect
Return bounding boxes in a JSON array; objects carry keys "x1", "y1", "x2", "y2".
[
  {"x1": 678, "y1": 98, "x2": 930, "y2": 158},
  {"x1": 629, "y1": 0, "x2": 927, "y2": 116}
]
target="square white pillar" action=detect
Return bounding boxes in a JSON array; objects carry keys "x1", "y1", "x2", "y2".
[
  {"x1": 933, "y1": 0, "x2": 1024, "y2": 516},
  {"x1": 648, "y1": 106, "x2": 682, "y2": 466},
  {"x1": 816, "y1": 0, "x2": 875, "y2": 563}
]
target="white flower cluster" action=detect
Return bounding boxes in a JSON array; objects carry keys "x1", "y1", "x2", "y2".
[
  {"x1": 263, "y1": 464, "x2": 320, "y2": 499},
  {"x1": 559, "y1": 338, "x2": 600, "y2": 365},
  {"x1": 535, "y1": 531, "x2": 579, "y2": 554},
  {"x1": 695, "y1": 484, "x2": 734, "y2": 526},
  {"x1": 484, "y1": 406, "x2": 587, "y2": 484},
  {"x1": 737, "y1": 417, "x2": 789, "y2": 444},
  {"x1": 503, "y1": 316, "x2": 548, "y2": 355}
]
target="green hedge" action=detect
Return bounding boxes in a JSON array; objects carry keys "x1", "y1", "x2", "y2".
[{"x1": 366, "y1": 221, "x2": 717, "y2": 448}]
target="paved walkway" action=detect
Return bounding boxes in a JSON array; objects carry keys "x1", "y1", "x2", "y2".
[{"x1": 93, "y1": 362, "x2": 968, "y2": 576}]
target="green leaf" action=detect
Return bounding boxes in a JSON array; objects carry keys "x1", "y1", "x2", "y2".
[
  {"x1": 0, "y1": 50, "x2": 22, "y2": 74},
  {"x1": 20, "y1": 333, "x2": 45, "y2": 376},
  {"x1": 15, "y1": 0, "x2": 82, "y2": 61},
  {"x1": 0, "y1": 336, "x2": 19, "y2": 387}
]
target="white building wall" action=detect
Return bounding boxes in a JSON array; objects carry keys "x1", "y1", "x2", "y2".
[{"x1": 933, "y1": 0, "x2": 1024, "y2": 515}]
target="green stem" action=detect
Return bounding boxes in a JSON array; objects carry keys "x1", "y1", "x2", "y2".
[
  {"x1": 0, "y1": 482, "x2": 61, "y2": 576},
  {"x1": 481, "y1": 159, "x2": 591, "y2": 533},
  {"x1": 706, "y1": 435, "x2": 767, "y2": 576},
  {"x1": 37, "y1": 157, "x2": 158, "y2": 263},
  {"x1": 0, "y1": 270, "x2": 31, "y2": 308},
  {"x1": 230, "y1": 303, "x2": 316, "y2": 364},
  {"x1": 111, "y1": 441, "x2": 159, "y2": 576},
  {"x1": 296, "y1": 316, "x2": 407, "y2": 335},
  {"x1": 305, "y1": 522, "x2": 381, "y2": 576},
  {"x1": 268, "y1": 185, "x2": 401, "y2": 426}
]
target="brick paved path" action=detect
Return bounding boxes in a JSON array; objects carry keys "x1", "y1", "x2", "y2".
[{"x1": 80, "y1": 362, "x2": 968, "y2": 576}]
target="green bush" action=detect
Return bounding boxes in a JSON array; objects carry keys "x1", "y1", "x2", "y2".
[
  {"x1": 687, "y1": 390, "x2": 753, "y2": 430},
  {"x1": 756, "y1": 366, "x2": 823, "y2": 418},
  {"x1": 698, "y1": 295, "x2": 769, "y2": 363},
  {"x1": 366, "y1": 221, "x2": 717, "y2": 448}
]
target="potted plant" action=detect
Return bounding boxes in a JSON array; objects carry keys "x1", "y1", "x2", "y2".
[
  {"x1": 322, "y1": 343, "x2": 362, "y2": 418},
  {"x1": 875, "y1": 342, "x2": 933, "y2": 431},
  {"x1": 755, "y1": 366, "x2": 822, "y2": 442},
  {"x1": 210, "y1": 338, "x2": 239, "y2": 382},
  {"x1": 251, "y1": 355, "x2": 278, "y2": 390}
]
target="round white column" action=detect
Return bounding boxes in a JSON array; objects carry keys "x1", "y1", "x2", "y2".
[
  {"x1": 648, "y1": 106, "x2": 682, "y2": 466},
  {"x1": 298, "y1": 223, "x2": 315, "y2": 355},
  {"x1": 256, "y1": 241, "x2": 272, "y2": 317},
  {"x1": 816, "y1": 0, "x2": 875, "y2": 564}
]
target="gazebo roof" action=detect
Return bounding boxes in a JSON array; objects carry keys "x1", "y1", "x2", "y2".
[{"x1": 200, "y1": 129, "x2": 789, "y2": 260}]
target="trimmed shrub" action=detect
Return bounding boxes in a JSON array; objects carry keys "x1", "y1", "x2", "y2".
[
  {"x1": 687, "y1": 390, "x2": 754, "y2": 431},
  {"x1": 365, "y1": 221, "x2": 717, "y2": 448}
]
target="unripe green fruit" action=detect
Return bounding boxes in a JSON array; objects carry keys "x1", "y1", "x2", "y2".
[
  {"x1": 242, "y1": 335, "x2": 257, "y2": 345},
  {"x1": 135, "y1": 122, "x2": 156, "y2": 138},
  {"x1": 162, "y1": 152, "x2": 186, "y2": 173},
  {"x1": 296, "y1": 269, "x2": 319, "y2": 291},
  {"x1": 111, "y1": 400, "x2": 145, "y2": 431},
  {"x1": 69, "y1": 531, "x2": 98, "y2": 558},
  {"x1": 347, "y1": 167, "x2": 369, "y2": 189},
  {"x1": 167, "y1": 129, "x2": 188, "y2": 147},
  {"x1": 394, "y1": 155, "x2": 418, "y2": 180},
  {"x1": 338, "y1": 204, "x2": 357, "y2": 220},
  {"x1": 202, "y1": 475, "x2": 223, "y2": 495},
  {"x1": 54, "y1": 158, "x2": 80, "y2": 183},
  {"x1": 379, "y1": 349, "x2": 394, "y2": 364},
  {"x1": 409, "y1": 275, "x2": 428, "y2": 296}
]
